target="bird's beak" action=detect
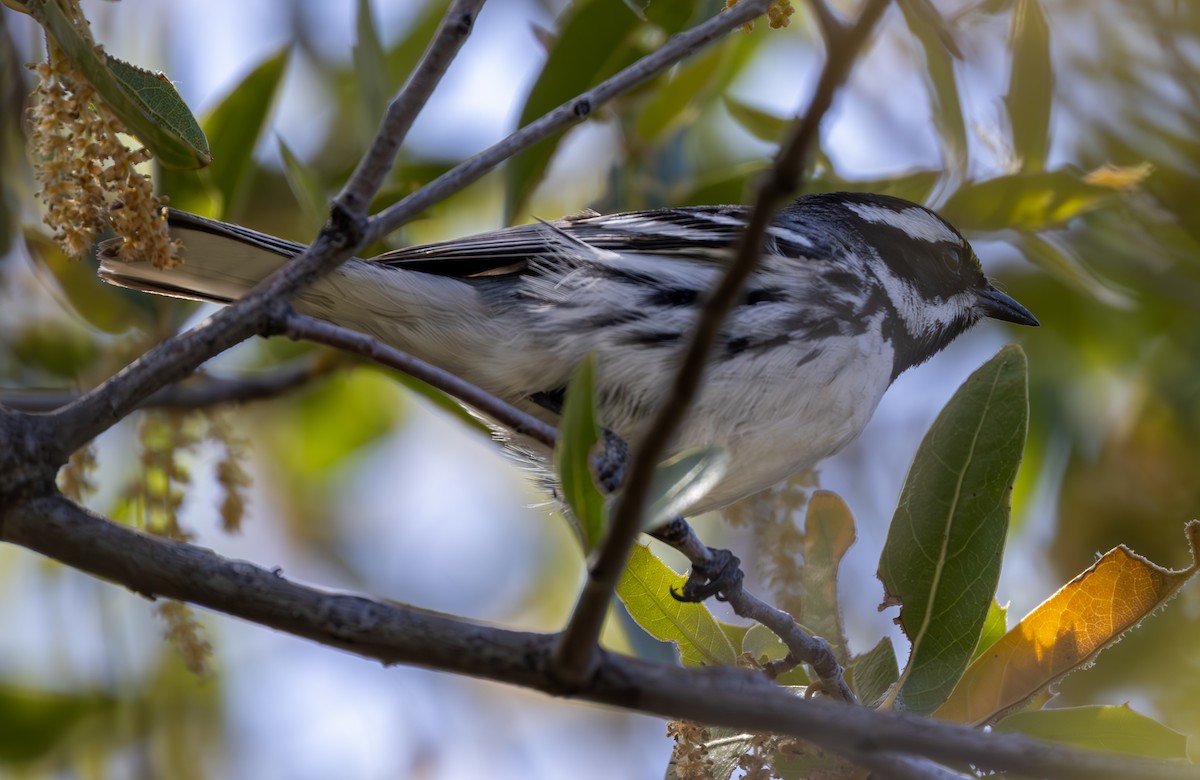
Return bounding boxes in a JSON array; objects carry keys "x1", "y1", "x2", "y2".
[{"x1": 977, "y1": 285, "x2": 1039, "y2": 327}]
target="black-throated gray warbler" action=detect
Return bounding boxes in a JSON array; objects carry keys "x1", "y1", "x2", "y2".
[{"x1": 99, "y1": 192, "x2": 1037, "y2": 514}]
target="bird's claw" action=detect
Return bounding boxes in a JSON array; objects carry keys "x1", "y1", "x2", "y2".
[{"x1": 671, "y1": 547, "x2": 743, "y2": 603}]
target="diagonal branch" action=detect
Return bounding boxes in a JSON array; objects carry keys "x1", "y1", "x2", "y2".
[
  {"x1": 282, "y1": 314, "x2": 559, "y2": 446},
  {"x1": 3, "y1": 494, "x2": 1197, "y2": 780},
  {"x1": 554, "y1": 0, "x2": 893, "y2": 692}
]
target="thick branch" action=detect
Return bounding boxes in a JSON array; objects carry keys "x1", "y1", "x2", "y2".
[
  {"x1": 555, "y1": 0, "x2": 892, "y2": 688},
  {"x1": 3, "y1": 495, "x2": 1196, "y2": 780}
]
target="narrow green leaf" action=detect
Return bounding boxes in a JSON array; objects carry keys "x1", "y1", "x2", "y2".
[
  {"x1": 201, "y1": 47, "x2": 290, "y2": 216},
  {"x1": 722, "y1": 95, "x2": 790, "y2": 144},
  {"x1": 644, "y1": 446, "x2": 729, "y2": 530},
  {"x1": 554, "y1": 354, "x2": 607, "y2": 550},
  {"x1": 353, "y1": 0, "x2": 391, "y2": 145},
  {"x1": 505, "y1": 0, "x2": 641, "y2": 223},
  {"x1": 1004, "y1": 0, "x2": 1053, "y2": 171},
  {"x1": 617, "y1": 544, "x2": 736, "y2": 667},
  {"x1": 799, "y1": 490, "x2": 856, "y2": 664},
  {"x1": 878, "y1": 345, "x2": 1029, "y2": 714},
  {"x1": 847, "y1": 637, "x2": 899, "y2": 708},
  {"x1": 939, "y1": 169, "x2": 1119, "y2": 232},
  {"x1": 0, "y1": 686, "x2": 114, "y2": 765},
  {"x1": 1018, "y1": 232, "x2": 1133, "y2": 308},
  {"x1": 970, "y1": 599, "x2": 1009, "y2": 663},
  {"x1": 996, "y1": 705, "x2": 1190, "y2": 760},
  {"x1": 636, "y1": 46, "x2": 725, "y2": 143},
  {"x1": 23, "y1": 0, "x2": 210, "y2": 169},
  {"x1": 899, "y1": 0, "x2": 968, "y2": 178},
  {"x1": 277, "y1": 137, "x2": 327, "y2": 230}
]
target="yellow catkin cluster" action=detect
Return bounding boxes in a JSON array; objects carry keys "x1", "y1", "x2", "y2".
[
  {"x1": 726, "y1": 0, "x2": 796, "y2": 30},
  {"x1": 28, "y1": 42, "x2": 181, "y2": 268},
  {"x1": 157, "y1": 600, "x2": 213, "y2": 677},
  {"x1": 208, "y1": 411, "x2": 251, "y2": 534},
  {"x1": 666, "y1": 721, "x2": 715, "y2": 780}
]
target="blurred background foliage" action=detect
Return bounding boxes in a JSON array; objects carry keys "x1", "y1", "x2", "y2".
[{"x1": 1, "y1": 0, "x2": 1198, "y2": 776}]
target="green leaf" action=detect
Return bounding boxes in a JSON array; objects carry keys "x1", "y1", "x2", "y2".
[
  {"x1": 799, "y1": 490, "x2": 855, "y2": 664},
  {"x1": 22, "y1": 0, "x2": 210, "y2": 169},
  {"x1": 722, "y1": 95, "x2": 790, "y2": 144},
  {"x1": 505, "y1": 0, "x2": 641, "y2": 223},
  {"x1": 996, "y1": 705, "x2": 1190, "y2": 760},
  {"x1": 353, "y1": 0, "x2": 391, "y2": 146},
  {"x1": 847, "y1": 637, "x2": 899, "y2": 708},
  {"x1": 0, "y1": 686, "x2": 114, "y2": 765},
  {"x1": 277, "y1": 137, "x2": 328, "y2": 230},
  {"x1": 202, "y1": 47, "x2": 290, "y2": 216},
  {"x1": 899, "y1": 0, "x2": 968, "y2": 178},
  {"x1": 644, "y1": 446, "x2": 729, "y2": 530},
  {"x1": 970, "y1": 599, "x2": 1008, "y2": 663},
  {"x1": 878, "y1": 345, "x2": 1029, "y2": 714},
  {"x1": 617, "y1": 544, "x2": 736, "y2": 667},
  {"x1": 554, "y1": 354, "x2": 607, "y2": 550},
  {"x1": 636, "y1": 45, "x2": 725, "y2": 142},
  {"x1": 1018, "y1": 232, "x2": 1133, "y2": 308},
  {"x1": 1004, "y1": 0, "x2": 1053, "y2": 171},
  {"x1": 939, "y1": 170, "x2": 1120, "y2": 233}
]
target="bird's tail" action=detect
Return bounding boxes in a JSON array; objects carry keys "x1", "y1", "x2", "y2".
[{"x1": 98, "y1": 211, "x2": 309, "y2": 303}]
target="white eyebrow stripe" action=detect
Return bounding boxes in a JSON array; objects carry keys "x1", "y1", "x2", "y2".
[{"x1": 847, "y1": 203, "x2": 960, "y2": 244}]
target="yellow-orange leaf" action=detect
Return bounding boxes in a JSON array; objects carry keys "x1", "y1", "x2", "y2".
[{"x1": 936, "y1": 521, "x2": 1200, "y2": 725}]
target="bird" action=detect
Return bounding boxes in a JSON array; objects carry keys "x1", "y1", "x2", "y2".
[{"x1": 98, "y1": 192, "x2": 1038, "y2": 515}]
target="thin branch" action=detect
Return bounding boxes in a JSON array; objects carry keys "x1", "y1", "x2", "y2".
[
  {"x1": 554, "y1": 0, "x2": 892, "y2": 689},
  {"x1": 335, "y1": 0, "x2": 486, "y2": 217},
  {"x1": 0, "y1": 358, "x2": 336, "y2": 413},
  {"x1": 365, "y1": 0, "x2": 776, "y2": 245},
  {"x1": 4, "y1": 495, "x2": 1197, "y2": 780},
  {"x1": 283, "y1": 314, "x2": 559, "y2": 446}
]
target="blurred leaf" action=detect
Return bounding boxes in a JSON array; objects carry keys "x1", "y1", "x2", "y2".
[
  {"x1": 970, "y1": 599, "x2": 1009, "y2": 663},
  {"x1": 268, "y1": 367, "x2": 406, "y2": 478},
  {"x1": 804, "y1": 169, "x2": 942, "y2": 204},
  {"x1": 353, "y1": 0, "x2": 390, "y2": 143},
  {"x1": 637, "y1": 45, "x2": 725, "y2": 142},
  {"x1": 25, "y1": 229, "x2": 159, "y2": 333},
  {"x1": 899, "y1": 0, "x2": 968, "y2": 178},
  {"x1": 936, "y1": 522, "x2": 1200, "y2": 724},
  {"x1": 847, "y1": 637, "x2": 899, "y2": 708},
  {"x1": 740, "y1": 624, "x2": 811, "y2": 685},
  {"x1": 1083, "y1": 162, "x2": 1153, "y2": 191},
  {"x1": 995, "y1": 705, "x2": 1190, "y2": 759},
  {"x1": 644, "y1": 446, "x2": 729, "y2": 530},
  {"x1": 799, "y1": 490, "x2": 855, "y2": 664},
  {"x1": 0, "y1": 686, "x2": 114, "y2": 765},
  {"x1": 384, "y1": 0, "x2": 450, "y2": 86},
  {"x1": 505, "y1": 0, "x2": 641, "y2": 223},
  {"x1": 878, "y1": 345, "x2": 1028, "y2": 715},
  {"x1": 1018, "y1": 232, "x2": 1133, "y2": 309},
  {"x1": 555, "y1": 354, "x2": 607, "y2": 550},
  {"x1": 617, "y1": 544, "x2": 736, "y2": 667},
  {"x1": 1004, "y1": 0, "x2": 1053, "y2": 171},
  {"x1": 10, "y1": 321, "x2": 99, "y2": 377},
  {"x1": 940, "y1": 170, "x2": 1120, "y2": 232},
  {"x1": 22, "y1": 0, "x2": 211, "y2": 169},
  {"x1": 201, "y1": 47, "x2": 290, "y2": 217},
  {"x1": 277, "y1": 137, "x2": 327, "y2": 230},
  {"x1": 722, "y1": 95, "x2": 789, "y2": 143}
]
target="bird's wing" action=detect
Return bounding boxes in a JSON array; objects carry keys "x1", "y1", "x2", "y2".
[{"x1": 371, "y1": 206, "x2": 753, "y2": 278}]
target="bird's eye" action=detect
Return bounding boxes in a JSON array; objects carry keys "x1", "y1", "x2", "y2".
[{"x1": 940, "y1": 247, "x2": 963, "y2": 273}]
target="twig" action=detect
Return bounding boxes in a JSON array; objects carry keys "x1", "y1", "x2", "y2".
[
  {"x1": 283, "y1": 314, "x2": 559, "y2": 446},
  {"x1": 5, "y1": 494, "x2": 1198, "y2": 780},
  {"x1": 335, "y1": 0, "x2": 486, "y2": 217},
  {"x1": 553, "y1": 0, "x2": 892, "y2": 688},
  {"x1": 0, "y1": 358, "x2": 336, "y2": 413},
  {"x1": 365, "y1": 0, "x2": 776, "y2": 244}
]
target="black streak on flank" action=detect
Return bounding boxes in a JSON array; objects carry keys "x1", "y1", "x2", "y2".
[
  {"x1": 724, "y1": 332, "x2": 792, "y2": 357},
  {"x1": 624, "y1": 330, "x2": 683, "y2": 347},
  {"x1": 745, "y1": 287, "x2": 786, "y2": 305},
  {"x1": 644, "y1": 287, "x2": 699, "y2": 307}
]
